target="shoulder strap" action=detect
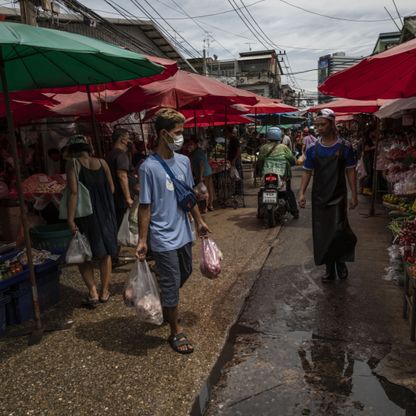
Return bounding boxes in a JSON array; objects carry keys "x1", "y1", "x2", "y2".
[
  {"x1": 152, "y1": 153, "x2": 176, "y2": 181},
  {"x1": 72, "y1": 158, "x2": 81, "y2": 179},
  {"x1": 265, "y1": 142, "x2": 279, "y2": 158}
]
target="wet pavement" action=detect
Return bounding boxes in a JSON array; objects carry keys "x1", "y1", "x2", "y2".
[{"x1": 206, "y1": 169, "x2": 416, "y2": 416}]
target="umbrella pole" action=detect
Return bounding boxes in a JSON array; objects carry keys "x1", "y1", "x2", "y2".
[
  {"x1": 86, "y1": 85, "x2": 103, "y2": 157},
  {"x1": 369, "y1": 118, "x2": 380, "y2": 217},
  {"x1": 0, "y1": 57, "x2": 43, "y2": 341},
  {"x1": 224, "y1": 104, "x2": 228, "y2": 204},
  {"x1": 194, "y1": 109, "x2": 197, "y2": 138}
]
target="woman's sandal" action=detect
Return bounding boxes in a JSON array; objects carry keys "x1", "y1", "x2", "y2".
[
  {"x1": 82, "y1": 297, "x2": 99, "y2": 309},
  {"x1": 169, "y1": 333, "x2": 194, "y2": 354}
]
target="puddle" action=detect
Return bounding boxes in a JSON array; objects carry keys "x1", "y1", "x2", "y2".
[{"x1": 298, "y1": 336, "x2": 416, "y2": 415}]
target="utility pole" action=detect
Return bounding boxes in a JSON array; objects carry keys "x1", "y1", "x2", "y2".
[
  {"x1": 202, "y1": 33, "x2": 212, "y2": 76},
  {"x1": 19, "y1": 0, "x2": 38, "y2": 26}
]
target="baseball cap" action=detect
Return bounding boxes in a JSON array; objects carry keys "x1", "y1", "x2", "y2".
[{"x1": 316, "y1": 108, "x2": 335, "y2": 121}]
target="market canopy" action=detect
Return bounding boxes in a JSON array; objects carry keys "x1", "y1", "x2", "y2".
[
  {"x1": 375, "y1": 96, "x2": 416, "y2": 119},
  {"x1": 110, "y1": 69, "x2": 259, "y2": 114},
  {"x1": 308, "y1": 98, "x2": 388, "y2": 114},
  {"x1": 244, "y1": 97, "x2": 298, "y2": 114},
  {"x1": 184, "y1": 113, "x2": 253, "y2": 128},
  {"x1": 318, "y1": 38, "x2": 416, "y2": 100},
  {"x1": 0, "y1": 21, "x2": 164, "y2": 92}
]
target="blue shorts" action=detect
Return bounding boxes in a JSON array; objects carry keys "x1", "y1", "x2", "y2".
[{"x1": 152, "y1": 243, "x2": 193, "y2": 308}]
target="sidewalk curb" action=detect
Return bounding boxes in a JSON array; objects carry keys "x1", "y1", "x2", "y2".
[{"x1": 190, "y1": 224, "x2": 282, "y2": 416}]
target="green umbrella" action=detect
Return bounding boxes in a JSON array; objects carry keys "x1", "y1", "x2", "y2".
[
  {"x1": 0, "y1": 22, "x2": 163, "y2": 91},
  {"x1": 0, "y1": 22, "x2": 164, "y2": 344}
]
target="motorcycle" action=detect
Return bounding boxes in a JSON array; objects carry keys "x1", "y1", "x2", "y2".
[{"x1": 257, "y1": 172, "x2": 289, "y2": 227}]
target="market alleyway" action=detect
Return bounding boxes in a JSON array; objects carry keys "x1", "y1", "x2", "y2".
[{"x1": 206, "y1": 168, "x2": 416, "y2": 416}]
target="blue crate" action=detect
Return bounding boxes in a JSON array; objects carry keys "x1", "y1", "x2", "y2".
[
  {"x1": 6, "y1": 260, "x2": 61, "y2": 325},
  {"x1": 0, "y1": 293, "x2": 10, "y2": 337}
]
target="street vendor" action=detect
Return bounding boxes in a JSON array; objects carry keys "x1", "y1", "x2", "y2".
[{"x1": 298, "y1": 109, "x2": 358, "y2": 282}]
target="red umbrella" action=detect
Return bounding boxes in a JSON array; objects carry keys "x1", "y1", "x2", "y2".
[
  {"x1": 112, "y1": 70, "x2": 258, "y2": 114},
  {"x1": 184, "y1": 113, "x2": 253, "y2": 128},
  {"x1": 319, "y1": 38, "x2": 416, "y2": 99},
  {"x1": 244, "y1": 96, "x2": 298, "y2": 114},
  {"x1": 308, "y1": 98, "x2": 389, "y2": 114}
]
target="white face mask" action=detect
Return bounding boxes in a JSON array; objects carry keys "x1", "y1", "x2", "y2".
[{"x1": 165, "y1": 133, "x2": 184, "y2": 152}]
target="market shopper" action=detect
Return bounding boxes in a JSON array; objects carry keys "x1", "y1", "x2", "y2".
[
  {"x1": 302, "y1": 127, "x2": 317, "y2": 154},
  {"x1": 257, "y1": 127, "x2": 299, "y2": 218},
  {"x1": 107, "y1": 128, "x2": 134, "y2": 228},
  {"x1": 136, "y1": 108, "x2": 210, "y2": 354},
  {"x1": 282, "y1": 129, "x2": 293, "y2": 151},
  {"x1": 189, "y1": 137, "x2": 215, "y2": 212},
  {"x1": 298, "y1": 109, "x2": 358, "y2": 282},
  {"x1": 66, "y1": 135, "x2": 118, "y2": 306},
  {"x1": 226, "y1": 125, "x2": 243, "y2": 195}
]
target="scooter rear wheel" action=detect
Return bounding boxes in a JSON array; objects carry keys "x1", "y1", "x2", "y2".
[{"x1": 267, "y1": 209, "x2": 276, "y2": 228}]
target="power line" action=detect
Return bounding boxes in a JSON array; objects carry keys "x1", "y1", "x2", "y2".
[
  {"x1": 227, "y1": 0, "x2": 270, "y2": 50},
  {"x1": 166, "y1": 0, "x2": 235, "y2": 57},
  {"x1": 129, "y1": 0, "x2": 201, "y2": 58},
  {"x1": 279, "y1": 0, "x2": 415, "y2": 23}
]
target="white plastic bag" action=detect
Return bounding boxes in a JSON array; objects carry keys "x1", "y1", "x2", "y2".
[
  {"x1": 117, "y1": 209, "x2": 138, "y2": 247},
  {"x1": 194, "y1": 182, "x2": 209, "y2": 202},
  {"x1": 230, "y1": 166, "x2": 241, "y2": 181},
  {"x1": 123, "y1": 261, "x2": 163, "y2": 325},
  {"x1": 65, "y1": 232, "x2": 92, "y2": 264},
  {"x1": 200, "y1": 237, "x2": 222, "y2": 279}
]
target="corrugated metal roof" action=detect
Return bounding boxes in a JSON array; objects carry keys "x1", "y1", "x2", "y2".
[{"x1": 238, "y1": 54, "x2": 273, "y2": 61}]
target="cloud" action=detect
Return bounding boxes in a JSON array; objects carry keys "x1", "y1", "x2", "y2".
[{"x1": 88, "y1": 0, "x2": 415, "y2": 91}]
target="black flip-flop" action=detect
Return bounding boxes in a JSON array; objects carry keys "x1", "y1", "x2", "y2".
[
  {"x1": 82, "y1": 297, "x2": 99, "y2": 309},
  {"x1": 169, "y1": 332, "x2": 194, "y2": 354}
]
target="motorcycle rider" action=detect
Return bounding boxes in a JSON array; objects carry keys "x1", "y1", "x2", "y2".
[{"x1": 258, "y1": 127, "x2": 299, "y2": 219}]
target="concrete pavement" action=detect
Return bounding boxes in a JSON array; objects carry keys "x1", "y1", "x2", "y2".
[{"x1": 0, "y1": 179, "x2": 281, "y2": 416}]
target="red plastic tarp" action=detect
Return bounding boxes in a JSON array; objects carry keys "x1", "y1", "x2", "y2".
[
  {"x1": 308, "y1": 98, "x2": 389, "y2": 114},
  {"x1": 319, "y1": 38, "x2": 416, "y2": 99}
]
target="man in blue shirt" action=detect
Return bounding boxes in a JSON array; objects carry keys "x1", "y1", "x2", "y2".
[
  {"x1": 298, "y1": 109, "x2": 358, "y2": 283},
  {"x1": 136, "y1": 108, "x2": 210, "y2": 354}
]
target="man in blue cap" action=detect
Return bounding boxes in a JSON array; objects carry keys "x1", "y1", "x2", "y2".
[{"x1": 257, "y1": 127, "x2": 299, "y2": 218}]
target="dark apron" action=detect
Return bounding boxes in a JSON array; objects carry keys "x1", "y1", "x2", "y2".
[{"x1": 311, "y1": 142, "x2": 357, "y2": 266}]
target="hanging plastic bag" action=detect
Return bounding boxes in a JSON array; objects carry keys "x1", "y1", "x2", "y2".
[
  {"x1": 65, "y1": 232, "x2": 92, "y2": 264},
  {"x1": 123, "y1": 260, "x2": 163, "y2": 325},
  {"x1": 128, "y1": 199, "x2": 140, "y2": 235},
  {"x1": 117, "y1": 209, "x2": 139, "y2": 247},
  {"x1": 200, "y1": 237, "x2": 222, "y2": 279},
  {"x1": 194, "y1": 182, "x2": 209, "y2": 202},
  {"x1": 356, "y1": 156, "x2": 367, "y2": 180},
  {"x1": 230, "y1": 166, "x2": 241, "y2": 181}
]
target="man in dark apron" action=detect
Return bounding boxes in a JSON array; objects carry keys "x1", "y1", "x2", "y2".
[{"x1": 298, "y1": 109, "x2": 358, "y2": 282}]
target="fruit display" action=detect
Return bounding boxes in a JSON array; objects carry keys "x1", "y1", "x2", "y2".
[
  {"x1": 0, "y1": 257, "x2": 23, "y2": 281},
  {"x1": 383, "y1": 194, "x2": 416, "y2": 212},
  {"x1": 22, "y1": 174, "x2": 65, "y2": 195}
]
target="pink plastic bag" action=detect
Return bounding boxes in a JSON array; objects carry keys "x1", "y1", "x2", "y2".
[{"x1": 200, "y1": 237, "x2": 222, "y2": 279}]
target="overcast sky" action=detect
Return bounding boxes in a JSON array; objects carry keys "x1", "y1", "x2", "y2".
[{"x1": 85, "y1": 0, "x2": 415, "y2": 92}]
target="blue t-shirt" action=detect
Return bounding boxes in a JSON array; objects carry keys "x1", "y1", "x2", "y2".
[
  {"x1": 304, "y1": 138, "x2": 356, "y2": 170},
  {"x1": 139, "y1": 153, "x2": 194, "y2": 252}
]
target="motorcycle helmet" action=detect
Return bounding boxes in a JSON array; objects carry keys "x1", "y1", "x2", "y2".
[{"x1": 266, "y1": 127, "x2": 282, "y2": 142}]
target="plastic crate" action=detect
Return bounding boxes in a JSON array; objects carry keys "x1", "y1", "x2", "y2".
[
  {"x1": 0, "y1": 293, "x2": 10, "y2": 337},
  {"x1": 30, "y1": 223, "x2": 72, "y2": 254},
  {"x1": 6, "y1": 260, "x2": 61, "y2": 325}
]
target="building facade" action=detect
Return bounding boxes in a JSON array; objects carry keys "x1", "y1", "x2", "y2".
[{"x1": 317, "y1": 52, "x2": 363, "y2": 103}]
